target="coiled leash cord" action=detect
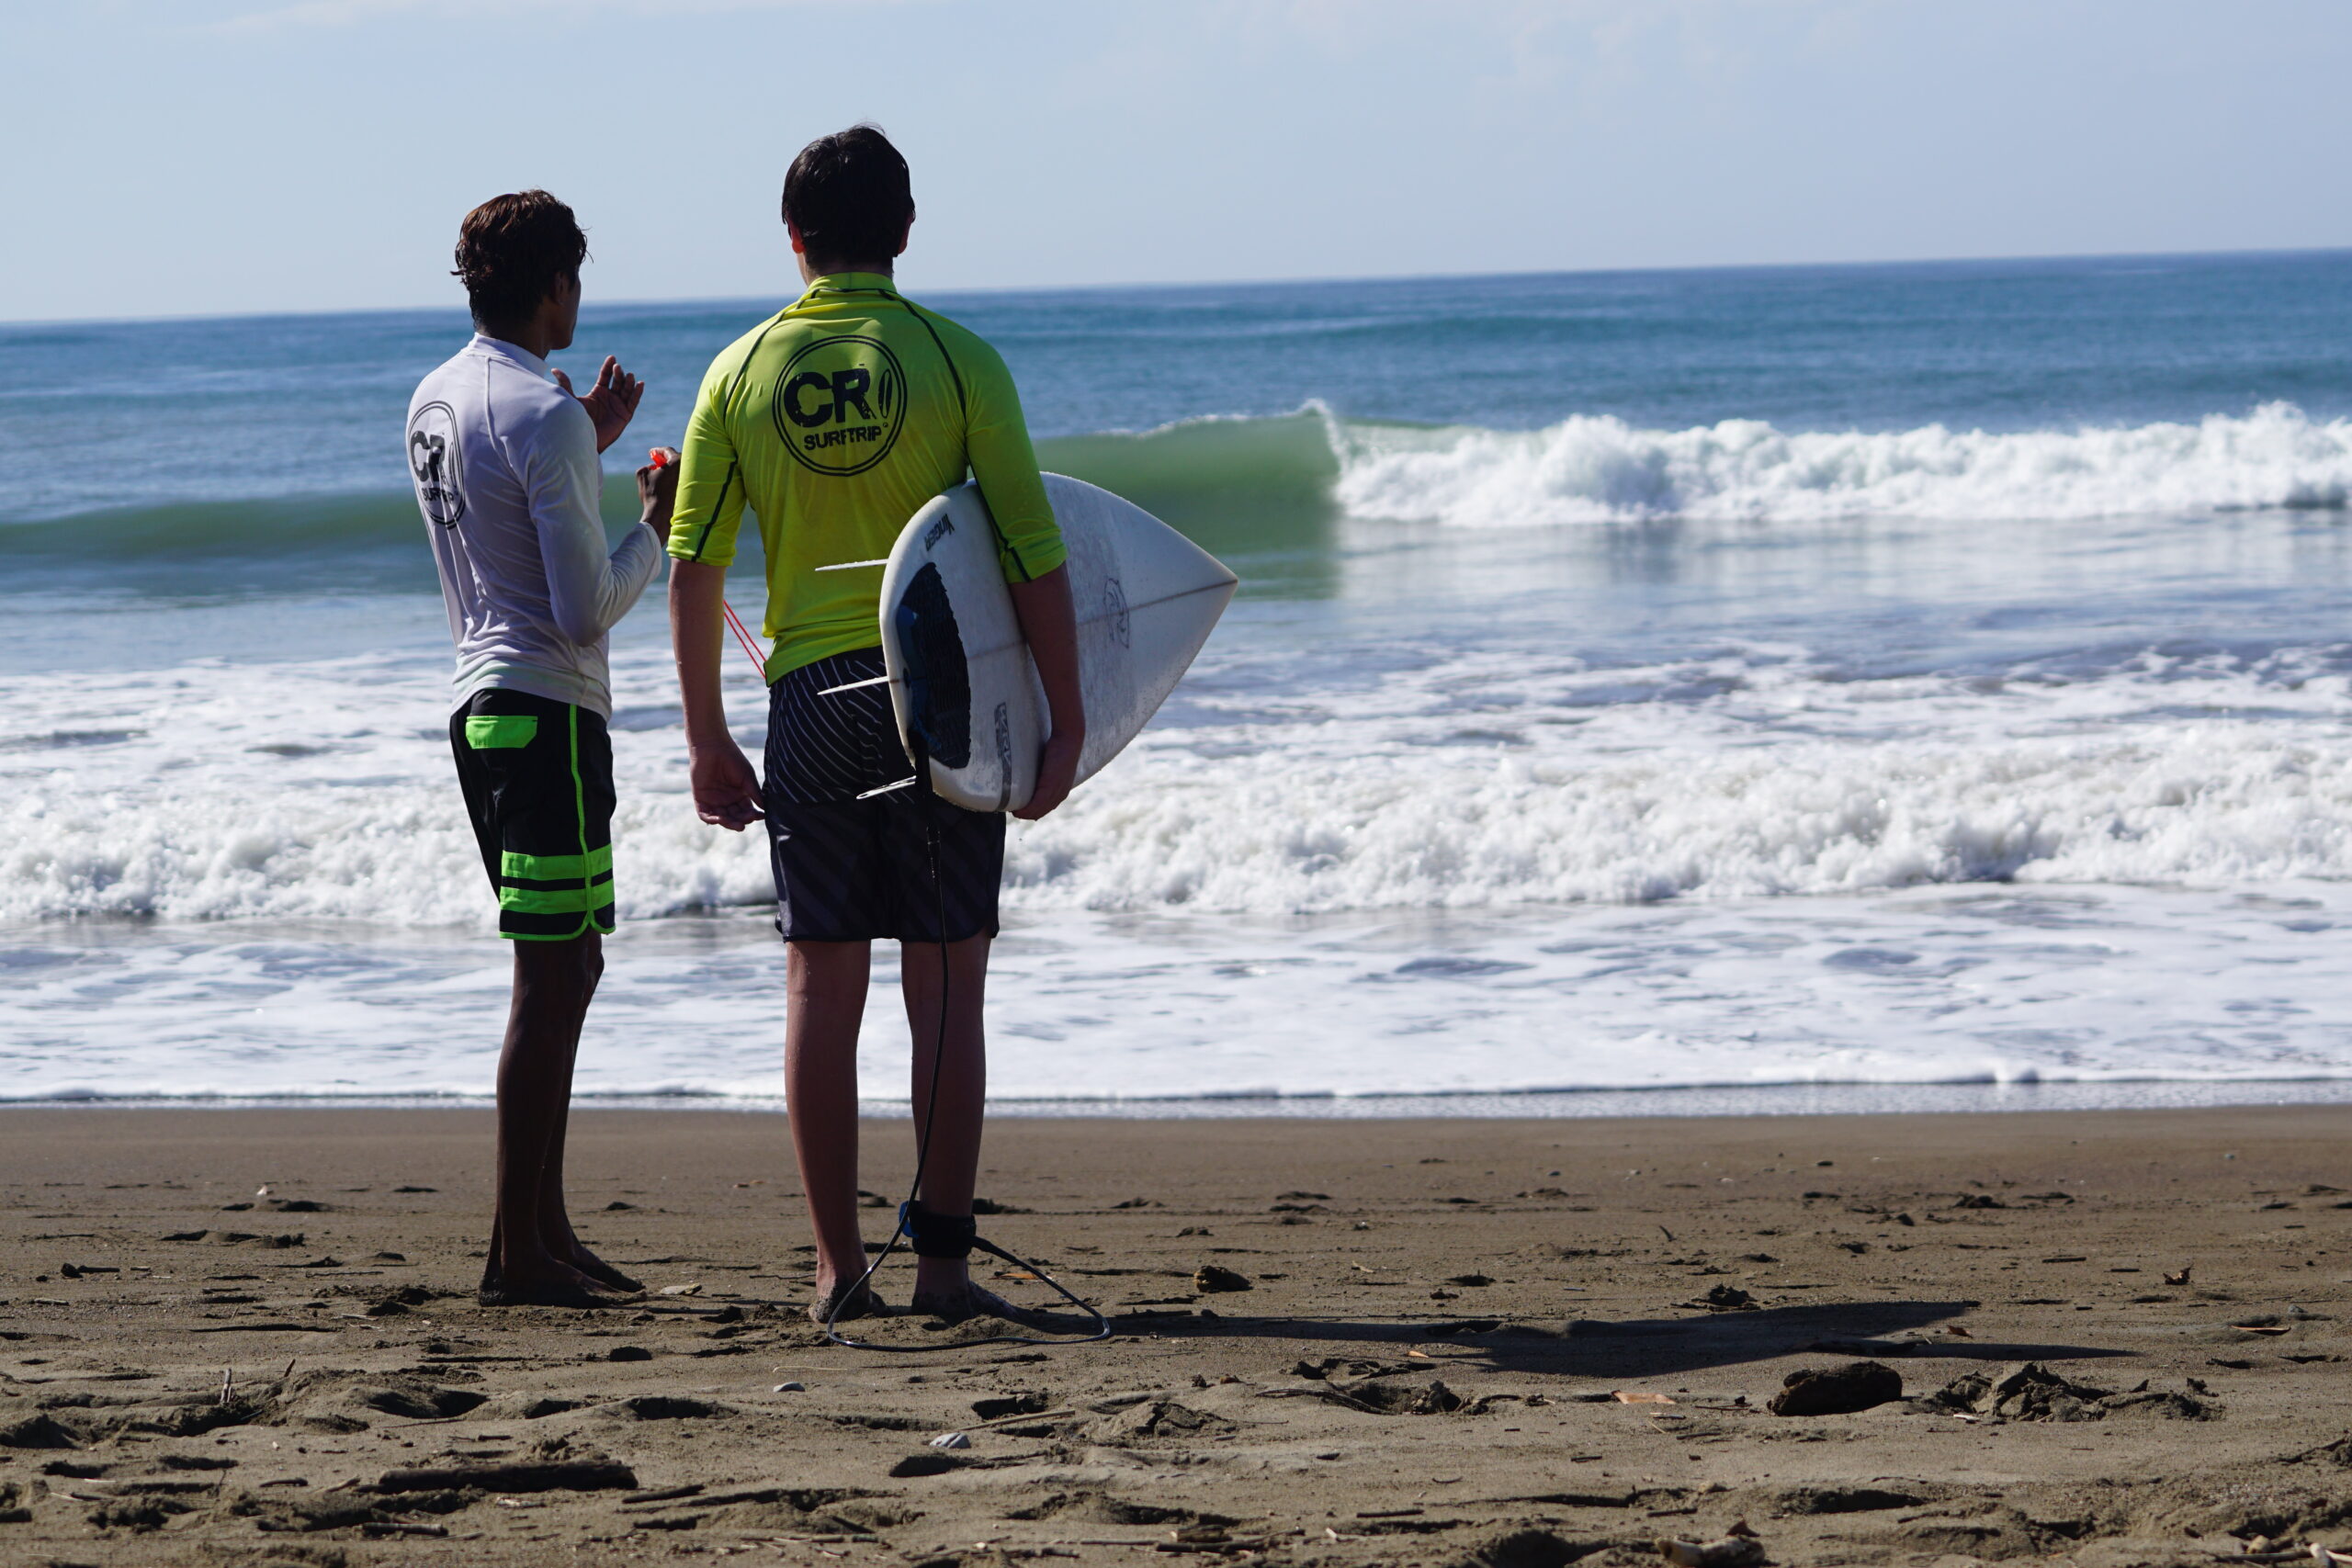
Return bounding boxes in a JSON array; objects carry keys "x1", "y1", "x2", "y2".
[{"x1": 823, "y1": 740, "x2": 1109, "y2": 1353}]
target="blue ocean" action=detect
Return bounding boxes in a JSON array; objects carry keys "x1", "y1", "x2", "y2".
[{"x1": 8, "y1": 252, "x2": 2352, "y2": 1111}]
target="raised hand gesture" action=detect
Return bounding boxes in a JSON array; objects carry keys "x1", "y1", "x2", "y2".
[{"x1": 552, "y1": 355, "x2": 643, "y2": 454}]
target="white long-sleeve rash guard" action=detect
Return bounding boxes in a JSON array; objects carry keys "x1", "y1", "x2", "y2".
[{"x1": 405, "y1": 334, "x2": 663, "y2": 717}]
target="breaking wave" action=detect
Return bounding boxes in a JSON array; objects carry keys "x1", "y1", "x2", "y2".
[
  {"x1": 18, "y1": 402, "x2": 2352, "y2": 570},
  {"x1": 1328, "y1": 400, "x2": 2352, "y2": 527}
]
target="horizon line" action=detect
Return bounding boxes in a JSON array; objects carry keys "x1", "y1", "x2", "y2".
[{"x1": 8, "y1": 243, "x2": 2351, "y2": 334}]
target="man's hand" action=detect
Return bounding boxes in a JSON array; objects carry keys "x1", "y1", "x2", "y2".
[
  {"x1": 553, "y1": 355, "x2": 644, "y2": 453},
  {"x1": 690, "y1": 739, "x2": 764, "y2": 831},
  {"x1": 1013, "y1": 727, "x2": 1084, "y2": 820},
  {"x1": 670, "y1": 558, "x2": 759, "y2": 832},
  {"x1": 1006, "y1": 566, "x2": 1084, "y2": 821},
  {"x1": 638, "y1": 446, "x2": 680, "y2": 528}
]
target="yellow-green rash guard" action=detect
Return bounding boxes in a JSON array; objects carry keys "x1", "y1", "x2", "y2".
[{"x1": 666, "y1": 273, "x2": 1067, "y2": 681}]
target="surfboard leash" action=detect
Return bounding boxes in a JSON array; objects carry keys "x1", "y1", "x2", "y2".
[
  {"x1": 719, "y1": 599, "x2": 767, "y2": 679},
  {"x1": 823, "y1": 734, "x2": 1109, "y2": 1353},
  {"x1": 650, "y1": 448, "x2": 770, "y2": 682}
]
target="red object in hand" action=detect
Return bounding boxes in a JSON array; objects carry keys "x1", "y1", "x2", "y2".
[{"x1": 649, "y1": 447, "x2": 671, "y2": 468}]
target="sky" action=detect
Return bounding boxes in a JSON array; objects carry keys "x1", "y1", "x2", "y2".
[{"x1": 6, "y1": 0, "x2": 2352, "y2": 322}]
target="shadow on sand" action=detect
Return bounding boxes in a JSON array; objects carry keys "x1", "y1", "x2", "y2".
[{"x1": 1084, "y1": 1299, "x2": 2135, "y2": 1381}]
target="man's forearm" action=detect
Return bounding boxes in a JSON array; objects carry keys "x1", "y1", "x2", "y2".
[
  {"x1": 1008, "y1": 566, "x2": 1084, "y2": 740},
  {"x1": 668, "y1": 559, "x2": 734, "y2": 746}
]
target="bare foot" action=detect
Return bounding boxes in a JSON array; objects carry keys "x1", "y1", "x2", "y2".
[
  {"x1": 479, "y1": 1258, "x2": 624, "y2": 1309},
  {"x1": 909, "y1": 1282, "x2": 1036, "y2": 1326},
  {"x1": 564, "y1": 1246, "x2": 644, "y2": 1294},
  {"x1": 809, "y1": 1279, "x2": 891, "y2": 1325},
  {"x1": 538, "y1": 1218, "x2": 645, "y2": 1294}
]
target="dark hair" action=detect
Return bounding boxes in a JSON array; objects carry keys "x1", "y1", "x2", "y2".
[
  {"x1": 781, "y1": 125, "x2": 913, "y2": 268},
  {"x1": 453, "y1": 190, "x2": 587, "y2": 329}
]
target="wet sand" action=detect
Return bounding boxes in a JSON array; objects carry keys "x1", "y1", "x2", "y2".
[{"x1": 0, "y1": 1105, "x2": 2346, "y2": 1566}]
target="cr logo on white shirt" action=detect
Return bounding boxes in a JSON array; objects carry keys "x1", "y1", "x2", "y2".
[{"x1": 407, "y1": 400, "x2": 466, "y2": 526}]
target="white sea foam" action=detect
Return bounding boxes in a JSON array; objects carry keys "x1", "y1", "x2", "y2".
[
  {"x1": 2, "y1": 632, "x2": 2348, "y2": 930},
  {"x1": 1329, "y1": 401, "x2": 2352, "y2": 527},
  {"x1": 1, "y1": 594, "x2": 2349, "y2": 1100},
  {"x1": 1002, "y1": 643, "x2": 2352, "y2": 913},
  {"x1": 0, "y1": 649, "x2": 771, "y2": 931}
]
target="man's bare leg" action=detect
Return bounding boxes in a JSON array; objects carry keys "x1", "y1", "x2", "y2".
[
  {"x1": 486, "y1": 933, "x2": 606, "y2": 1301},
  {"x1": 492, "y1": 1038, "x2": 632, "y2": 1291},
  {"x1": 534, "y1": 1051, "x2": 644, "y2": 1292},
  {"x1": 786, "y1": 940, "x2": 874, "y2": 1306},
  {"x1": 899, "y1": 934, "x2": 990, "y2": 1308}
]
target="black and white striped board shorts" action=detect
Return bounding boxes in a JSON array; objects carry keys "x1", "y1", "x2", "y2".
[{"x1": 762, "y1": 647, "x2": 1005, "y2": 944}]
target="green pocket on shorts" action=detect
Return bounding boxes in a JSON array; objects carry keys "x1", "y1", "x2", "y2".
[{"x1": 464, "y1": 715, "x2": 538, "y2": 750}]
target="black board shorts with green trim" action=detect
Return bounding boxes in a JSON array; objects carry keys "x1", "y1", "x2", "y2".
[{"x1": 449, "y1": 690, "x2": 617, "y2": 942}]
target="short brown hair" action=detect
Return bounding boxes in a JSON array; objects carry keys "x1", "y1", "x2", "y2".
[
  {"x1": 781, "y1": 126, "x2": 913, "y2": 268},
  {"x1": 453, "y1": 190, "x2": 587, "y2": 328}
]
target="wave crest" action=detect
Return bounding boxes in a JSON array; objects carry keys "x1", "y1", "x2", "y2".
[
  {"x1": 20, "y1": 401, "x2": 2352, "y2": 555},
  {"x1": 1330, "y1": 401, "x2": 2352, "y2": 527}
]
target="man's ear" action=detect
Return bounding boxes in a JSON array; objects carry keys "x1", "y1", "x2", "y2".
[
  {"x1": 894, "y1": 209, "x2": 914, "y2": 258},
  {"x1": 786, "y1": 219, "x2": 808, "y2": 256}
]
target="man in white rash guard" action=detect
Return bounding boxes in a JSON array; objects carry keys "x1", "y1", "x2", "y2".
[{"x1": 405, "y1": 189, "x2": 674, "y2": 1307}]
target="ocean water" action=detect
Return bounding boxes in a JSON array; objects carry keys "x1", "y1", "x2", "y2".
[{"x1": 8, "y1": 252, "x2": 2352, "y2": 1108}]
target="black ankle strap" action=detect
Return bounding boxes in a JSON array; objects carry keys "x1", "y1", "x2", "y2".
[{"x1": 901, "y1": 1201, "x2": 978, "y2": 1259}]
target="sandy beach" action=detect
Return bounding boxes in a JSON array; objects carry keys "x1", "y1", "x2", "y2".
[{"x1": 0, "y1": 1104, "x2": 2346, "y2": 1567}]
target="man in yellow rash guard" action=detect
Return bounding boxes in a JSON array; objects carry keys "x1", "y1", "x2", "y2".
[
  {"x1": 666, "y1": 266, "x2": 1065, "y2": 682},
  {"x1": 666, "y1": 126, "x2": 1085, "y2": 1328}
]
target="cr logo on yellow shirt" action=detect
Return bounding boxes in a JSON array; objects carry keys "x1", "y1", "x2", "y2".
[{"x1": 771, "y1": 333, "x2": 909, "y2": 478}]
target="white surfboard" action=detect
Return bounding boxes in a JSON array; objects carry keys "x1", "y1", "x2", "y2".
[{"x1": 876, "y1": 473, "x2": 1238, "y2": 812}]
